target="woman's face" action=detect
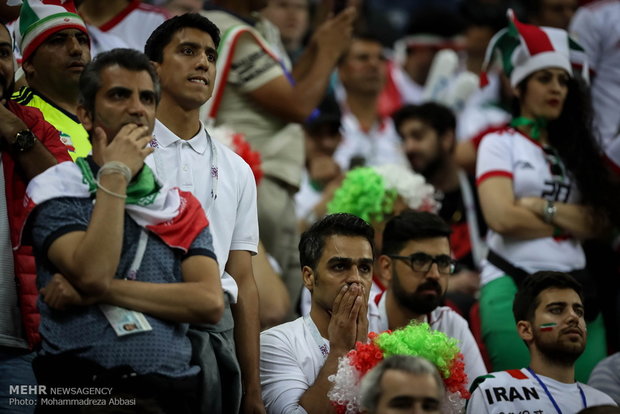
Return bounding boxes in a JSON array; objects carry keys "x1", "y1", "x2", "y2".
[{"x1": 517, "y1": 68, "x2": 569, "y2": 121}]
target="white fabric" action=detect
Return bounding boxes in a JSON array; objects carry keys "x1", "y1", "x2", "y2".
[
  {"x1": 294, "y1": 171, "x2": 322, "y2": 221},
  {"x1": 0, "y1": 156, "x2": 26, "y2": 349},
  {"x1": 390, "y1": 63, "x2": 424, "y2": 104},
  {"x1": 260, "y1": 316, "x2": 328, "y2": 414},
  {"x1": 456, "y1": 72, "x2": 511, "y2": 142},
  {"x1": 96, "y1": 2, "x2": 168, "y2": 52},
  {"x1": 334, "y1": 110, "x2": 408, "y2": 172},
  {"x1": 467, "y1": 368, "x2": 617, "y2": 414},
  {"x1": 588, "y1": 352, "x2": 620, "y2": 405},
  {"x1": 373, "y1": 293, "x2": 487, "y2": 391},
  {"x1": 146, "y1": 120, "x2": 259, "y2": 302},
  {"x1": 570, "y1": 1, "x2": 620, "y2": 166},
  {"x1": 475, "y1": 128, "x2": 584, "y2": 286}
]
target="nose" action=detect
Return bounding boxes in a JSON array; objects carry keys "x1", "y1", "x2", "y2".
[
  {"x1": 195, "y1": 51, "x2": 210, "y2": 71},
  {"x1": 128, "y1": 94, "x2": 147, "y2": 117},
  {"x1": 67, "y1": 35, "x2": 83, "y2": 56},
  {"x1": 425, "y1": 262, "x2": 441, "y2": 280}
]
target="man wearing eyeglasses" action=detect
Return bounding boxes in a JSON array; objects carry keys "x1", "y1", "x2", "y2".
[{"x1": 372, "y1": 210, "x2": 487, "y2": 391}]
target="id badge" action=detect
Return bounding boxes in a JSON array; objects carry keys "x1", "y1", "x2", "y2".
[{"x1": 99, "y1": 304, "x2": 153, "y2": 336}]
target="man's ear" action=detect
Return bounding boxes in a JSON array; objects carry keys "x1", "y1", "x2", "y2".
[
  {"x1": 517, "y1": 320, "x2": 533, "y2": 342},
  {"x1": 21, "y1": 59, "x2": 34, "y2": 80},
  {"x1": 441, "y1": 130, "x2": 456, "y2": 153},
  {"x1": 302, "y1": 266, "x2": 315, "y2": 292},
  {"x1": 150, "y1": 60, "x2": 160, "y2": 75},
  {"x1": 512, "y1": 85, "x2": 521, "y2": 99},
  {"x1": 377, "y1": 255, "x2": 393, "y2": 284},
  {"x1": 76, "y1": 105, "x2": 93, "y2": 131}
]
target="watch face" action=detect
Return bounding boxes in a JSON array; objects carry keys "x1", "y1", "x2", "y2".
[{"x1": 13, "y1": 130, "x2": 36, "y2": 152}]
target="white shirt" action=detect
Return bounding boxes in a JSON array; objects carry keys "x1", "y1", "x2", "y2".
[
  {"x1": 373, "y1": 292, "x2": 487, "y2": 391},
  {"x1": 570, "y1": 1, "x2": 620, "y2": 160},
  {"x1": 476, "y1": 128, "x2": 584, "y2": 286},
  {"x1": 95, "y1": 1, "x2": 169, "y2": 52},
  {"x1": 467, "y1": 367, "x2": 617, "y2": 414},
  {"x1": 146, "y1": 120, "x2": 259, "y2": 302},
  {"x1": 334, "y1": 110, "x2": 408, "y2": 172},
  {"x1": 260, "y1": 316, "x2": 329, "y2": 414}
]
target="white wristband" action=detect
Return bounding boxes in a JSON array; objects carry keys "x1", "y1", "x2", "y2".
[{"x1": 97, "y1": 161, "x2": 132, "y2": 185}]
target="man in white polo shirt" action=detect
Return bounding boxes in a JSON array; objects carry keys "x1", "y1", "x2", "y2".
[{"x1": 144, "y1": 13, "x2": 262, "y2": 414}]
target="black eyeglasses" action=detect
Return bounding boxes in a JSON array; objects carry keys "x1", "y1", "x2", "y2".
[{"x1": 388, "y1": 253, "x2": 456, "y2": 275}]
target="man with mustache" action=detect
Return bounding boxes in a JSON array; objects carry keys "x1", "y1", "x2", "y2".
[
  {"x1": 13, "y1": 0, "x2": 92, "y2": 160},
  {"x1": 0, "y1": 21, "x2": 71, "y2": 412},
  {"x1": 373, "y1": 210, "x2": 486, "y2": 391},
  {"x1": 467, "y1": 271, "x2": 616, "y2": 413}
]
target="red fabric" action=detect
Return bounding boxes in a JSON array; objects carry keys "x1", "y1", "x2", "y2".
[
  {"x1": 2, "y1": 101, "x2": 71, "y2": 348},
  {"x1": 378, "y1": 61, "x2": 403, "y2": 119},
  {"x1": 146, "y1": 190, "x2": 209, "y2": 253},
  {"x1": 99, "y1": 0, "x2": 170, "y2": 32},
  {"x1": 476, "y1": 170, "x2": 513, "y2": 186},
  {"x1": 506, "y1": 368, "x2": 529, "y2": 380},
  {"x1": 510, "y1": 13, "x2": 555, "y2": 55}
]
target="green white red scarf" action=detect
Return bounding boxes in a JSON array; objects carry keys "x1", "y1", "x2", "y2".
[{"x1": 24, "y1": 158, "x2": 208, "y2": 252}]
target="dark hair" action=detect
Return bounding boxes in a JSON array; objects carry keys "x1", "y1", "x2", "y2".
[
  {"x1": 145, "y1": 13, "x2": 220, "y2": 63},
  {"x1": 338, "y1": 32, "x2": 383, "y2": 66},
  {"x1": 299, "y1": 213, "x2": 375, "y2": 270},
  {"x1": 392, "y1": 103, "x2": 456, "y2": 140},
  {"x1": 577, "y1": 406, "x2": 620, "y2": 414},
  {"x1": 512, "y1": 271, "x2": 584, "y2": 323},
  {"x1": 514, "y1": 75, "x2": 620, "y2": 228},
  {"x1": 381, "y1": 211, "x2": 451, "y2": 255},
  {"x1": 78, "y1": 48, "x2": 160, "y2": 115}
]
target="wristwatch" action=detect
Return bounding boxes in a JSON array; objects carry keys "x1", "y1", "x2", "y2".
[
  {"x1": 10, "y1": 130, "x2": 37, "y2": 153},
  {"x1": 542, "y1": 200, "x2": 556, "y2": 224}
]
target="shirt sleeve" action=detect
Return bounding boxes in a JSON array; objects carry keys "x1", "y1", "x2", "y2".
[
  {"x1": 31, "y1": 197, "x2": 90, "y2": 259},
  {"x1": 475, "y1": 131, "x2": 514, "y2": 186},
  {"x1": 451, "y1": 312, "x2": 488, "y2": 391},
  {"x1": 260, "y1": 331, "x2": 309, "y2": 414},
  {"x1": 227, "y1": 31, "x2": 284, "y2": 93},
  {"x1": 230, "y1": 159, "x2": 259, "y2": 254},
  {"x1": 184, "y1": 226, "x2": 217, "y2": 262},
  {"x1": 466, "y1": 381, "x2": 492, "y2": 414}
]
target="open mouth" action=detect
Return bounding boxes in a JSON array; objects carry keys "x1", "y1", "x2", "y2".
[{"x1": 188, "y1": 76, "x2": 208, "y2": 86}]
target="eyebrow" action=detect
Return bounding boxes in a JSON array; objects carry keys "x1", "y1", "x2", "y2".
[
  {"x1": 326, "y1": 257, "x2": 373, "y2": 265},
  {"x1": 545, "y1": 301, "x2": 584, "y2": 309},
  {"x1": 0, "y1": 42, "x2": 11, "y2": 48},
  {"x1": 388, "y1": 395, "x2": 440, "y2": 406}
]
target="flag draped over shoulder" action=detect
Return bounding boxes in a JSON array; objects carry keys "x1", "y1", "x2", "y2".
[{"x1": 23, "y1": 159, "x2": 208, "y2": 252}]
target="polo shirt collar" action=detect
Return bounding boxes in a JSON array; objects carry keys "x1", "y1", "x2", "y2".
[{"x1": 153, "y1": 119, "x2": 209, "y2": 154}]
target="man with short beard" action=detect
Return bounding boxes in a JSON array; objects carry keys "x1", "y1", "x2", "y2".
[
  {"x1": 467, "y1": 271, "x2": 616, "y2": 413},
  {"x1": 392, "y1": 103, "x2": 487, "y2": 316},
  {"x1": 373, "y1": 210, "x2": 486, "y2": 391}
]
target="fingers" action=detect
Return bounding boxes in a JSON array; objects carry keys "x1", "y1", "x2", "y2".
[{"x1": 332, "y1": 284, "x2": 348, "y2": 316}]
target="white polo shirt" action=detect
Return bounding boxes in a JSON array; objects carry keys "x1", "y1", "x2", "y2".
[{"x1": 146, "y1": 120, "x2": 259, "y2": 302}]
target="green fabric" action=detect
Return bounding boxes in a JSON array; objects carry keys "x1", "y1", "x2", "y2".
[
  {"x1": 75, "y1": 158, "x2": 161, "y2": 206},
  {"x1": 480, "y1": 275, "x2": 606, "y2": 383},
  {"x1": 510, "y1": 117, "x2": 548, "y2": 140}
]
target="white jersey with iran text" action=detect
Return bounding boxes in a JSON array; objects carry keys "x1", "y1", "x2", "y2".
[
  {"x1": 475, "y1": 128, "x2": 584, "y2": 286},
  {"x1": 467, "y1": 368, "x2": 617, "y2": 414}
]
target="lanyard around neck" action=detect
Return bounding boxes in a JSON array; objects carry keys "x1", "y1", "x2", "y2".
[{"x1": 526, "y1": 367, "x2": 586, "y2": 414}]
